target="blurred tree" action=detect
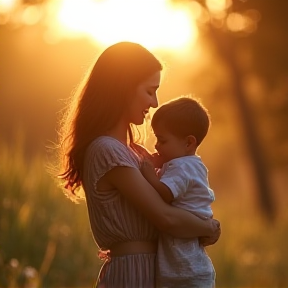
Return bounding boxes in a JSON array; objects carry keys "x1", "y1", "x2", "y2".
[
  {"x1": 174, "y1": 0, "x2": 288, "y2": 220},
  {"x1": 249, "y1": 0, "x2": 288, "y2": 169}
]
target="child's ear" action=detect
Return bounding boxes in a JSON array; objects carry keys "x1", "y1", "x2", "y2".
[{"x1": 186, "y1": 135, "x2": 197, "y2": 149}]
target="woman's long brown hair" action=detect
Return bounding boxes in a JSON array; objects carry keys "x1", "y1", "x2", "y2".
[{"x1": 57, "y1": 42, "x2": 162, "y2": 198}]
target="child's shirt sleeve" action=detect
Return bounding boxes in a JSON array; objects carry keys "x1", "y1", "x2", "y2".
[{"x1": 159, "y1": 161, "x2": 190, "y2": 199}]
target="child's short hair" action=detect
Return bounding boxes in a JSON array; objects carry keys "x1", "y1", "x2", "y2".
[{"x1": 151, "y1": 96, "x2": 210, "y2": 146}]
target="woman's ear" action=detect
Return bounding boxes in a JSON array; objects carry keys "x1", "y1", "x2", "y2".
[{"x1": 185, "y1": 135, "x2": 197, "y2": 151}]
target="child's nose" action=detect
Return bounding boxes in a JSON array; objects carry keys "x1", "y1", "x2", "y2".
[{"x1": 155, "y1": 142, "x2": 159, "y2": 151}]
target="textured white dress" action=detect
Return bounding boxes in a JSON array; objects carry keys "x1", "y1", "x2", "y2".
[{"x1": 82, "y1": 136, "x2": 158, "y2": 288}]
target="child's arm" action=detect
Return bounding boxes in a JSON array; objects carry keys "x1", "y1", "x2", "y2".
[{"x1": 141, "y1": 160, "x2": 174, "y2": 204}]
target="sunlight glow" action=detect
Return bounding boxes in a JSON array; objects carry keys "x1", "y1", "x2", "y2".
[
  {"x1": 188, "y1": 1, "x2": 209, "y2": 23},
  {"x1": 206, "y1": 0, "x2": 231, "y2": 14},
  {"x1": 21, "y1": 5, "x2": 41, "y2": 26},
  {"x1": 0, "y1": 0, "x2": 18, "y2": 13},
  {"x1": 46, "y1": 0, "x2": 198, "y2": 50},
  {"x1": 226, "y1": 12, "x2": 256, "y2": 33}
]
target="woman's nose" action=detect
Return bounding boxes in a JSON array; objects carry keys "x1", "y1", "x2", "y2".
[{"x1": 150, "y1": 95, "x2": 158, "y2": 108}]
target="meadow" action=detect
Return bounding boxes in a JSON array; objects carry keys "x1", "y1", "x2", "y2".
[
  {"x1": 1, "y1": 140, "x2": 288, "y2": 288},
  {"x1": 1, "y1": 0, "x2": 288, "y2": 286}
]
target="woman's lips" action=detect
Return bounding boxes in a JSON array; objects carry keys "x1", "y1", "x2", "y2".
[
  {"x1": 143, "y1": 109, "x2": 151, "y2": 121},
  {"x1": 143, "y1": 109, "x2": 149, "y2": 115}
]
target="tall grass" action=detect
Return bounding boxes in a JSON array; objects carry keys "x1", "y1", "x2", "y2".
[
  {"x1": 208, "y1": 173, "x2": 288, "y2": 288},
  {"x1": 1, "y1": 141, "x2": 288, "y2": 287},
  {"x1": 0, "y1": 142, "x2": 101, "y2": 288}
]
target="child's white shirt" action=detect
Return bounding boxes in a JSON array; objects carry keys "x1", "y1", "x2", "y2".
[
  {"x1": 156, "y1": 155, "x2": 215, "y2": 287},
  {"x1": 159, "y1": 155, "x2": 215, "y2": 218}
]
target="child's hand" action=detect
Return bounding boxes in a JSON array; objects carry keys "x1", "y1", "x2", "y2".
[
  {"x1": 140, "y1": 159, "x2": 157, "y2": 180},
  {"x1": 151, "y1": 153, "x2": 164, "y2": 168},
  {"x1": 131, "y1": 143, "x2": 154, "y2": 162}
]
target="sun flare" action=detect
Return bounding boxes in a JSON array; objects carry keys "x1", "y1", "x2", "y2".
[
  {"x1": 0, "y1": 0, "x2": 18, "y2": 12},
  {"x1": 46, "y1": 0, "x2": 198, "y2": 50}
]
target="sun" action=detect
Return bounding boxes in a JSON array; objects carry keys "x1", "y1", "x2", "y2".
[{"x1": 46, "y1": 0, "x2": 198, "y2": 51}]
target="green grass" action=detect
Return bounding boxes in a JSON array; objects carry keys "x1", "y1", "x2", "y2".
[{"x1": 1, "y1": 141, "x2": 288, "y2": 287}]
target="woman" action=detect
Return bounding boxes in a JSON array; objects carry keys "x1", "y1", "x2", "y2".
[{"x1": 58, "y1": 42, "x2": 220, "y2": 288}]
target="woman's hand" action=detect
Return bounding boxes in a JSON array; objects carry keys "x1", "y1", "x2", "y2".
[{"x1": 199, "y1": 219, "x2": 221, "y2": 246}]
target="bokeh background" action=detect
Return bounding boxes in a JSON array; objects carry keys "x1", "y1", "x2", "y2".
[{"x1": 1, "y1": 0, "x2": 288, "y2": 287}]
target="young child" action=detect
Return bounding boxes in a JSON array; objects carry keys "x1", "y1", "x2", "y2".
[{"x1": 141, "y1": 96, "x2": 217, "y2": 288}]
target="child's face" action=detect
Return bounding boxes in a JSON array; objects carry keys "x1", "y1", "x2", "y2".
[{"x1": 153, "y1": 123, "x2": 188, "y2": 163}]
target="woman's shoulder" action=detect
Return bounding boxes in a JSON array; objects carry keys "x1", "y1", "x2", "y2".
[
  {"x1": 83, "y1": 136, "x2": 140, "y2": 191},
  {"x1": 88, "y1": 136, "x2": 127, "y2": 153},
  {"x1": 86, "y1": 136, "x2": 139, "y2": 166},
  {"x1": 92, "y1": 135, "x2": 124, "y2": 146}
]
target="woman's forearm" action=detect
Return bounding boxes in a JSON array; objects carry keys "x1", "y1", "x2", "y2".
[
  {"x1": 160, "y1": 206, "x2": 218, "y2": 238},
  {"x1": 107, "y1": 166, "x2": 220, "y2": 240}
]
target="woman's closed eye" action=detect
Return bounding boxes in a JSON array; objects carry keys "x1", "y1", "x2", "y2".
[
  {"x1": 147, "y1": 90, "x2": 156, "y2": 96},
  {"x1": 147, "y1": 85, "x2": 159, "y2": 96}
]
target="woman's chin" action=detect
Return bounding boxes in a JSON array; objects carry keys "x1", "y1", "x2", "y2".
[{"x1": 132, "y1": 117, "x2": 145, "y2": 125}]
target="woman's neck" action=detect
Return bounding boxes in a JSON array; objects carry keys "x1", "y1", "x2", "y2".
[{"x1": 104, "y1": 120, "x2": 130, "y2": 145}]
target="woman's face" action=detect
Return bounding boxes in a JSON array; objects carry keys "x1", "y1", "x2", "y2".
[{"x1": 126, "y1": 71, "x2": 161, "y2": 125}]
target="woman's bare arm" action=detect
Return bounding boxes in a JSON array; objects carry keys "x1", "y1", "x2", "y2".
[{"x1": 104, "y1": 166, "x2": 220, "y2": 239}]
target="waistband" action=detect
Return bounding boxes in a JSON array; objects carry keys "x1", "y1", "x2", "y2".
[{"x1": 109, "y1": 241, "x2": 157, "y2": 257}]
